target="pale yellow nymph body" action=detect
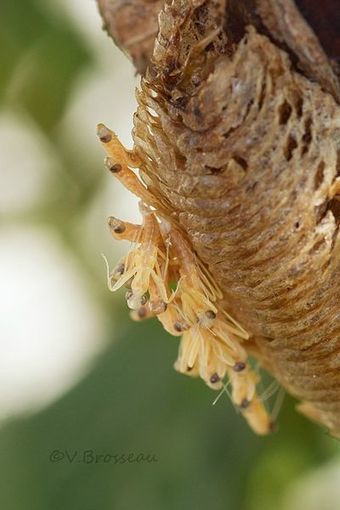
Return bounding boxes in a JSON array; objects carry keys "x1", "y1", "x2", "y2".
[{"x1": 98, "y1": 123, "x2": 275, "y2": 435}]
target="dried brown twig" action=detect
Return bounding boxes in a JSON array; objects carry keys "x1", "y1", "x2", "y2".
[
  {"x1": 96, "y1": 0, "x2": 340, "y2": 436},
  {"x1": 97, "y1": 0, "x2": 164, "y2": 74}
]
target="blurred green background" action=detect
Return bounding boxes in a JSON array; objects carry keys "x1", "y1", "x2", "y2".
[{"x1": 0, "y1": 1, "x2": 339, "y2": 509}]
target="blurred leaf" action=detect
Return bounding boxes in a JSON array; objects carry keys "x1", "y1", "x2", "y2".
[
  {"x1": 0, "y1": 0, "x2": 91, "y2": 131},
  {"x1": 0, "y1": 0, "x2": 47, "y2": 97},
  {"x1": 245, "y1": 393, "x2": 339, "y2": 510}
]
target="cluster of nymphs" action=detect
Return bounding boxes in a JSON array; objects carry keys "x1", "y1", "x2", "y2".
[{"x1": 97, "y1": 123, "x2": 274, "y2": 435}]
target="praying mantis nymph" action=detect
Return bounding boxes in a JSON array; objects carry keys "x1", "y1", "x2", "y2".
[{"x1": 98, "y1": 123, "x2": 275, "y2": 435}]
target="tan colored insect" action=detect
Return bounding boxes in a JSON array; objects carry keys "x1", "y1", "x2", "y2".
[{"x1": 98, "y1": 123, "x2": 276, "y2": 435}]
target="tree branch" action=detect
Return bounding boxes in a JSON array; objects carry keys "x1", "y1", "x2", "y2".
[{"x1": 97, "y1": 0, "x2": 163, "y2": 74}]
